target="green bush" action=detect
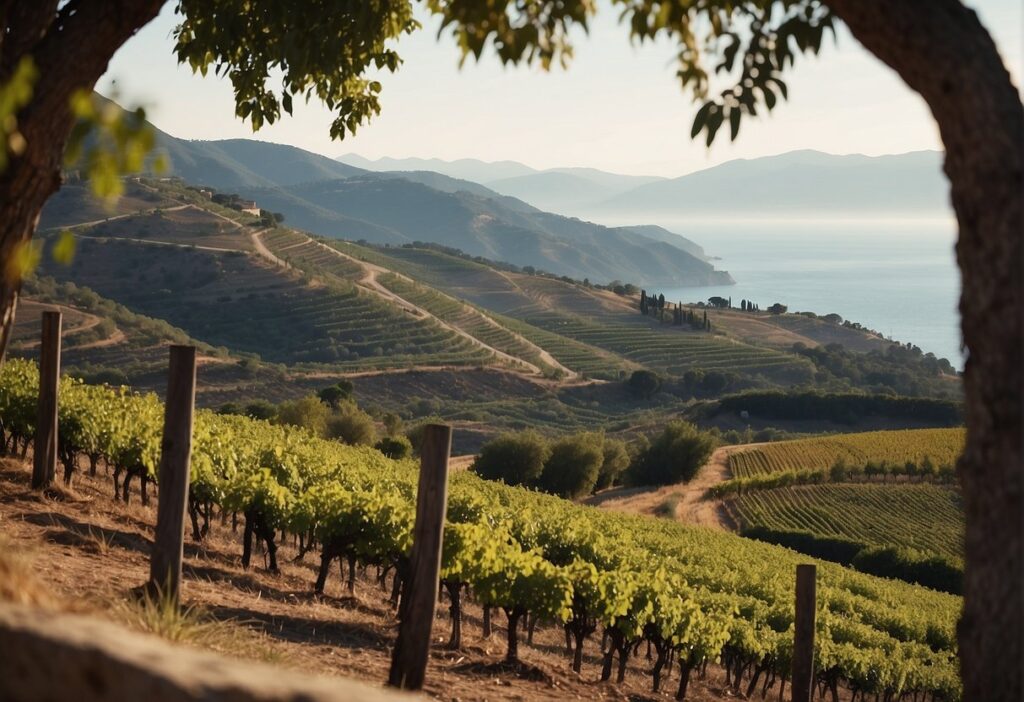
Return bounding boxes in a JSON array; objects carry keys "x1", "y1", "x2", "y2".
[
  {"x1": 627, "y1": 421, "x2": 716, "y2": 486},
  {"x1": 536, "y1": 432, "x2": 604, "y2": 499},
  {"x1": 473, "y1": 430, "x2": 550, "y2": 486},
  {"x1": 326, "y1": 401, "x2": 377, "y2": 446},
  {"x1": 275, "y1": 395, "x2": 330, "y2": 436},
  {"x1": 594, "y1": 438, "x2": 630, "y2": 491},
  {"x1": 375, "y1": 434, "x2": 412, "y2": 460}
]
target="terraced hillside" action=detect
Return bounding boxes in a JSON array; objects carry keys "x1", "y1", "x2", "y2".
[
  {"x1": 30, "y1": 177, "x2": 961, "y2": 452},
  {"x1": 267, "y1": 238, "x2": 821, "y2": 383},
  {"x1": 728, "y1": 427, "x2": 966, "y2": 478},
  {"x1": 40, "y1": 236, "x2": 493, "y2": 371}
]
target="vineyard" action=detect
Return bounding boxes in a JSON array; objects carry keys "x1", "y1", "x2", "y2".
[
  {"x1": 40, "y1": 238, "x2": 494, "y2": 371},
  {"x1": 375, "y1": 273, "x2": 559, "y2": 375},
  {"x1": 0, "y1": 359, "x2": 962, "y2": 701},
  {"x1": 728, "y1": 428, "x2": 966, "y2": 479},
  {"x1": 727, "y1": 484, "x2": 964, "y2": 561},
  {"x1": 511, "y1": 309, "x2": 815, "y2": 382}
]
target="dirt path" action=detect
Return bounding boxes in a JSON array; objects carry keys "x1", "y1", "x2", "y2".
[
  {"x1": 79, "y1": 234, "x2": 240, "y2": 254},
  {"x1": 44, "y1": 204, "x2": 191, "y2": 232},
  {"x1": 586, "y1": 443, "x2": 766, "y2": 530},
  {"x1": 15, "y1": 302, "x2": 125, "y2": 351},
  {"x1": 250, "y1": 229, "x2": 289, "y2": 268},
  {"x1": 67, "y1": 328, "x2": 127, "y2": 351}
]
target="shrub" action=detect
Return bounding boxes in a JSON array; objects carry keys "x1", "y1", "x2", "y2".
[
  {"x1": 627, "y1": 369, "x2": 662, "y2": 399},
  {"x1": 473, "y1": 430, "x2": 550, "y2": 486},
  {"x1": 536, "y1": 432, "x2": 604, "y2": 499},
  {"x1": 275, "y1": 396, "x2": 330, "y2": 436},
  {"x1": 326, "y1": 401, "x2": 377, "y2": 446},
  {"x1": 627, "y1": 421, "x2": 717, "y2": 486},
  {"x1": 244, "y1": 400, "x2": 277, "y2": 421},
  {"x1": 594, "y1": 438, "x2": 630, "y2": 491},
  {"x1": 375, "y1": 434, "x2": 412, "y2": 460},
  {"x1": 318, "y1": 380, "x2": 354, "y2": 409}
]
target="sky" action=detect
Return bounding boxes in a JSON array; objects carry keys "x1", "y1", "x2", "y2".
[{"x1": 100, "y1": 1, "x2": 1023, "y2": 178}]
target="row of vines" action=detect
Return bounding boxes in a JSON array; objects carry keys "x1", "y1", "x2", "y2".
[
  {"x1": 728, "y1": 429, "x2": 965, "y2": 479},
  {"x1": 0, "y1": 359, "x2": 961, "y2": 701}
]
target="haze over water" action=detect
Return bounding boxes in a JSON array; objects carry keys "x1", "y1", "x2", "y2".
[{"x1": 608, "y1": 216, "x2": 963, "y2": 366}]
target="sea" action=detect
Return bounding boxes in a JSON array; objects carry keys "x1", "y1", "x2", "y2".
[{"x1": 615, "y1": 216, "x2": 962, "y2": 367}]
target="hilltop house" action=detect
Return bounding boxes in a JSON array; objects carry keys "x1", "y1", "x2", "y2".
[{"x1": 238, "y1": 199, "x2": 261, "y2": 216}]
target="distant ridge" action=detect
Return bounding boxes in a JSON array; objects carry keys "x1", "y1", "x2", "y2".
[
  {"x1": 593, "y1": 150, "x2": 948, "y2": 217},
  {"x1": 336, "y1": 153, "x2": 666, "y2": 214}
]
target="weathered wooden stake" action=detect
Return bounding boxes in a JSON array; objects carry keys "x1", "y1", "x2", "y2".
[
  {"x1": 792, "y1": 564, "x2": 817, "y2": 702},
  {"x1": 148, "y1": 345, "x2": 197, "y2": 604},
  {"x1": 388, "y1": 423, "x2": 452, "y2": 690},
  {"x1": 31, "y1": 311, "x2": 61, "y2": 490}
]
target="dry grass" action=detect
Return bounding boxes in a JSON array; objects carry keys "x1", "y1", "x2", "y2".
[
  {"x1": 0, "y1": 532, "x2": 52, "y2": 608},
  {"x1": 112, "y1": 585, "x2": 286, "y2": 664}
]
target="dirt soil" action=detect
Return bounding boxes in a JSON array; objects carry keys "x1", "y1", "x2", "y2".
[
  {"x1": 585, "y1": 445, "x2": 763, "y2": 530},
  {"x1": 0, "y1": 458, "x2": 739, "y2": 702}
]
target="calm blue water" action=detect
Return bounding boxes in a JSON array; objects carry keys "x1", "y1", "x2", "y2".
[{"x1": 641, "y1": 218, "x2": 963, "y2": 366}]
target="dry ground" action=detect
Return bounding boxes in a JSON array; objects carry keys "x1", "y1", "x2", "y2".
[
  {"x1": 585, "y1": 445, "x2": 759, "y2": 530},
  {"x1": 0, "y1": 457, "x2": 744, "y2": 702}
]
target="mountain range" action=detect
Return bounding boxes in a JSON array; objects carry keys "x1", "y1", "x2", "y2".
[
  {"x1": 69, "y1": 98, "x2": 949, "y2": 288},
  {"x1": 131, "y1": 110, "x2": 728, "y2": 286},
  {"x1": 338, "y1": 150, "x2": 949, "y2": 219}
]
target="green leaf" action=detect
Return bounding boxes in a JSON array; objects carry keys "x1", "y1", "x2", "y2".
[
  {"x1": 51, "y1": 230, "x2": 76, "y2": 265},
  {"x1": 729, "y1": 106, "x2": 741, "y2": 141}
]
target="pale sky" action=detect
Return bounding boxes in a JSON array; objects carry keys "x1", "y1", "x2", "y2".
[{"x1": 101, "y1": 1, "x2": 1023, "y2": 178}]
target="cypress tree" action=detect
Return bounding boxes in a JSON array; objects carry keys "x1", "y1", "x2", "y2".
[{"x1": 640, "y1": 290, "x2": 648, "y2": 315}]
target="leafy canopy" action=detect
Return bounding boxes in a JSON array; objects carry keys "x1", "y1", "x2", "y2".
[{"x1": 169, "y1": 0, "x2": 836, "y2": 146}]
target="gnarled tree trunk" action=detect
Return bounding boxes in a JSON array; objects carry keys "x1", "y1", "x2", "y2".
[
  {"x1": 0, "y1": 2, "x2": 166, "y2": 363},
  {"x1": 824, "y1": 2, "x2": 1023, "y2": 700}
]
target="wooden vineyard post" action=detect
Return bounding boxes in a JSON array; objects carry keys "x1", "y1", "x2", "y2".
[
  {"x1": 31, "y1": 310, "x2": 61, "y2": 490},
  {"x1": 147, "y1": 345, "x2": 197, "y2": 604},
  {"x1": 792, "y1": 564, "x2": 817, "y2": 702},
  {"x1": 388, "y1": 424, "x2": 452, "y2": 690}
]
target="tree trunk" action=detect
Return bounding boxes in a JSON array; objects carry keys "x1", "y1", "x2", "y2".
[
  {"x1": 572, "y1": 631, "x2": 585, "y2": 673},
  {"x1": 315, "y1": 546, "x2": 334, "y2": 595},
  {"x1": 504, "y1": 606, "x2": 525, "y2": 663},
  {"x1": 675, "y1": 658, "x2": 693, "y2": 701},
  {"x1": 445, "y1": 581, "x2": 462, "y2": 649},
  {"x1": 346, "y1": 553, "x2": 357, "y2": 594},
  {"x1": 822, "y1": 3, "x2": 1023, "y2": 699},
  {"x1": 0, "y1": 2, "x2": 166, "y2": 364},
  {"x1": 652, "y1": 645, "x2": 669, "y2": 692},
  {"x1": 482, "y1": 605, "x2": 492, "y2": 639},
  {"x1": 241, "y1": 512, "x2": 255, "y2": 570}
]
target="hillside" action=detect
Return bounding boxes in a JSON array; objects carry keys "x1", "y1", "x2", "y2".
[
  {"x1": 28, "y1": 176, "x2": 960, "y2": 456},
  {"x1": 241, "y1": 177, "x2": 730, "y2": 286},
  {"x1": 95, "y1": 96, "x2": 726, "y2": 288}
]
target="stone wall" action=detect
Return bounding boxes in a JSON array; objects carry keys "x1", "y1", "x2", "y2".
[{"x1": 0, "y1": 603, "x2": 417, "y2": 702}]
